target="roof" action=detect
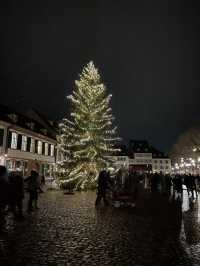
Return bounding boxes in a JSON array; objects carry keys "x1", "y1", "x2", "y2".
[
  {"x1": 26, "y1": 108, "x2": 58, "y2": 139},
  {"x1": 129, "y1": 140, "x2": 169, "y2": 158},
  {"x1": 29, "y1": 108, "x2": 57, "y2": 131},
  {"x1": 0, "y1": 105, "x2": 56, "y2": 140}
]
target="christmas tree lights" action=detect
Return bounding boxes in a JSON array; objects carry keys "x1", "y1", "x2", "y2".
[{"x1": 57, "y1": 61, "x2": 120, "y2": 190}]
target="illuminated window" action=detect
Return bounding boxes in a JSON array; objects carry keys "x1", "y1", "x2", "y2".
[
  {"x1": 11, "y1": 132, "x2": 18, "y2": 149},
  {"x1": 50, "y1": 144, "x2": 54, "y2": 157},
  {"x1": 38, "y1": 141, "x2": 42, "y2": 155},
  {"x1": 30, "y1": 138, "x2": 35, "y2": 153},
  {"x1": 45, "y1": 143, "x2": 49, "y2": 156},
  {"x1": 21, "y1": 136, "x2": 27, "y2": 151}
]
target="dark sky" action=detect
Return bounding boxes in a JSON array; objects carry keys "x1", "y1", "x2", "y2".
[{"x1": 0, "y1": 0, "x2": 200, "y2": 151}]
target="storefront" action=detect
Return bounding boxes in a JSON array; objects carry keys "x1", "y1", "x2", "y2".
[{"x1": 5, "y1": 158, "x2": 55, "y2": 178}]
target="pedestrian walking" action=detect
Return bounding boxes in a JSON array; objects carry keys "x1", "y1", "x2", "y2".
[
  {"x1": 130, "y1": 172, "x2": 139, "y2": 205},
  {"x1": 9, "y1": 171, "x2": 24, "y2": 218},
  {"x1": 160, "y1": 172, "x2": 166, "y2": 194},
  {"x1": 41, "y1": 175, "x2": 45, "y2": 186},
  {"x1": 189, "y1": 174, "x2": 198, "y2": 198},
  {"x1": 165, "y1": 174, "x2": 172, "y2": 195},
  {"x1": 173, "y1": 175, "x2": 183, "y2": 199},
  {"x1": 150, "y1": 173, "x2": 160, "y2": 192},
  {"x1": 95, "y1": 170, "x2": 109, "y2": 206},
  {"x1": 25, "y1": 170, "x2": 40, "y2": 213},
  {"x1": 0, "y1": 166, "x2": 9, "y2": 230},
  {"x1": 184, "y1": 174, "x2": 191, "y2": 196}
]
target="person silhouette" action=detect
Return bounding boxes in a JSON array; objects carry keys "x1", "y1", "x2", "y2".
[
  {"x1": 25, "y1": 170, "x2": 40, "y2": 213},
  {"x1": 95, "y1": 170, "x2": 109, "y2": 206},
  {"x1": 0, "y1": 166, "x2": 9, "y2": 230}
]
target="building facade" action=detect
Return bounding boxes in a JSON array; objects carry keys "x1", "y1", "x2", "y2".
[
  {"x1": 0, "y1": 105, "x2": 57, "y2": 177},
  {"x1": 109, "y1": 140, "x2": 172, "y2": 174}
]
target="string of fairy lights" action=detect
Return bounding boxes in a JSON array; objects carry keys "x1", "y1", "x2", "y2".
[
  {"x1": 56, "y1": 61, "x2": 120, "y2": 189},
  {"x1": 172, "y1": 146, "x2": 200, "y2": 175}
]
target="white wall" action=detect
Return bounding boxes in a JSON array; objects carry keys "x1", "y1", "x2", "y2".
[
  {"x1": 7, "y1": 149, "x2": 55, "y2": 163},
  {"x1": 109, "y1": 155, "x2": 172, "y2": 174}
]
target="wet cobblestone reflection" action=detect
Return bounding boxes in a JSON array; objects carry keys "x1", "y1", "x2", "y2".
[{"x1": 0, "y1": 190, "x2": 200, "y2": 265}]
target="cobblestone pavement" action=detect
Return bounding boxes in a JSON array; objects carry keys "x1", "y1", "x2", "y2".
[{"x1": 0, "y1": 189, "x2": 200, "y2": 266}]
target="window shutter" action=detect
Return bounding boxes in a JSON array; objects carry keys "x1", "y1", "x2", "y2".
[
  {"x1": 27, "y1": 137, "x2": 31, "y2": 152},
  {"x1": 48, "y1": 144, "x2": 51, "y2": 156},
  {"x1": 35, "y1": 140, "x2": 38, "y2": 153},
  {"x1": 17, "y1": 134, "x2": 22, "y2": 150},
  {"x1": 7, "y1": 131, "x2": 12, "y2": 148},
  {"x1": 42, "y1": 142, "x2": 45, "y2": 155}
]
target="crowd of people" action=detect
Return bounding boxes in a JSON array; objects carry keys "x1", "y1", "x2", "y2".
[
  {"x1": 95, "y1": 170, "x2": 200, "y2": 207},
  {"x1": 149, "y1": 172, "x2": 199, "y2": 198},
  {"x1": 0, "y1": 165, "x2": 45, "y2": 230},
  {"x1": 1, "y1": 164, "x2": 199, "y2": 217}
]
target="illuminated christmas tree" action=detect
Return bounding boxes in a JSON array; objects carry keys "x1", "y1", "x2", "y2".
[{"x1": 57, "y1": 61, "x2": 120, "y2": 190}]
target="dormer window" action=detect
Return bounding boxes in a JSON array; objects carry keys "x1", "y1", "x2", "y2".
[
  {"x1": 41, "y1": 129, "x2": 47, "y2": 135},
  {"x1": 8, "y1": 113, "x2": 18, "y2": 123},
  {"x1": 27, "y1": 122, "x2": 35, "y2": 130}
]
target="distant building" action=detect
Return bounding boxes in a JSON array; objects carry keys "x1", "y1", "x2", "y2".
[
  {"x1": 0, "y1": 105, "x2": 57, "y2": 177},
  {"x1": 109, "y1": 140, "x2": 171, "y2": 174}
]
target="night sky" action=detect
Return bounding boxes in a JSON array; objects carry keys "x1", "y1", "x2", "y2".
[{"x1": 0, "y1": 1, "x2": 199, "y2": 151}]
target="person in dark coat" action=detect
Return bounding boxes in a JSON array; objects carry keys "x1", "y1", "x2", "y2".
[
  {"x1": 184, "y1": 174, "x2": 190, "y2": 196},
  {"x1": 0, "y1": 166, "x2": 9, "y2": 229},
  {"x1": 188, "y1": 174, "x2": 198, "y2": 198},
  {"x1": 173, "y1": 175, "x2": 183, "y2": 198},
  {"x1": 130, "y1": 172, "x2": 140, "y2": 204},
  {"x1": 165, "y1": 174, "x2": 172, "y2": 195},
  {"x1": 41, "y1": 175, "x2": 45, "y2": 185},
  {"x1": 9, "y1": 171, "x2": 24, "y2": 218},
  {"x1": 150, "y1": 173, "x2": 160, "y2": 192},
  {"x1": 95, "y1": 170, "x2": 109, "y2": 206},
  {"x1": 25, "y1": 170, "x2": 40, "y2": 213}
]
